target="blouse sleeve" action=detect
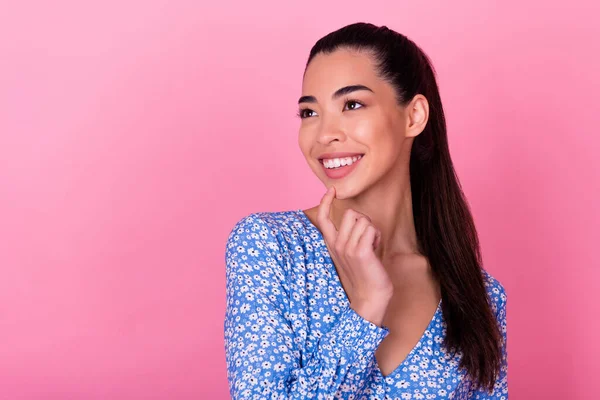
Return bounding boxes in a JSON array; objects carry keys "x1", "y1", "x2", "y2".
[
  {"x1": 223, "y1": 214, "x2": 389, "y2": 399},
  {"x1": 467, "y1": 283, "x2": 508, "y2": 399}
]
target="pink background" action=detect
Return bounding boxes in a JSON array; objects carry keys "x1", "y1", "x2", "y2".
[{"x1": 1, "y1": 1, "x2": 598, "y2": 398}]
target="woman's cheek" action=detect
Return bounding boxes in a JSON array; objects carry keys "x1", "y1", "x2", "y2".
[{"x1": 351, "y1": 110, "x2": 381, "y2": 139}]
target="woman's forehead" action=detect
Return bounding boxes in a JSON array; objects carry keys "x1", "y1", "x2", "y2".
[{"x1": 302, "y1": 50, "x2": 381, "y2": 96}]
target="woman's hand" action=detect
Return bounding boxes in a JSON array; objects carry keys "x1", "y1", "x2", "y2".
[{"x1": 316, "y1": 185, "x2": 393, "y2": 327}]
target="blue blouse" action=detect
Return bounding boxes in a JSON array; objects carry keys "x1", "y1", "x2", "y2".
[{"x1": 224, "y1": 210, "x2": 508, "y2": 399}]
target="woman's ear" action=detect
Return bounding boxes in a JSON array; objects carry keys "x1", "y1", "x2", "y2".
[{"x1": 405, "y1": 94, "x2": 429, "y2": 138}]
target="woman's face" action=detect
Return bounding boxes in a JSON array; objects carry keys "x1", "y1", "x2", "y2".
[{"x1": 297, "y1": 48, "x2": 419, "y2": 199}]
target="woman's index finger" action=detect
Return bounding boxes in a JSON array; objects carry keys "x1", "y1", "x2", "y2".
[{"x1": 317, "y1": 186, "x2": 338, "y2": 241}]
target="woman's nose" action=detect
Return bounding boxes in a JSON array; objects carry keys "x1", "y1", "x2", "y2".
[{"x1": 316, "y1": 116, "x2": 346, "y2": 144}]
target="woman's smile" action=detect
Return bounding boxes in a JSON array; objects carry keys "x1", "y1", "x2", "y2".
[{"x1": 320, "y1": 154, "x2": 364, "y2": 179}]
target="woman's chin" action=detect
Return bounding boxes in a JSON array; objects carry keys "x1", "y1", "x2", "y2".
[{"x1": 325, "y1": 183, "x2": 362, "y2": 200}]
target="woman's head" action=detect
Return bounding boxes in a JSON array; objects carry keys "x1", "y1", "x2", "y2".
[
  {"x1": 297, "y1": 22, "x2": 503, "y2": 393},
  {"x1": 297, "y1": 23, "x2": 441, "y2": 200}
]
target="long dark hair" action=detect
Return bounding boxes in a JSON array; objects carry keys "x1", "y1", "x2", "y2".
[{"x1": 304, "y1": 22, "x2": 502, "y2": 392}]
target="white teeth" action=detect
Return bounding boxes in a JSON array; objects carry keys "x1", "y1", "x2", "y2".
[{"x1": 322, "y1": 155, "x2": 363, "y2": 169}]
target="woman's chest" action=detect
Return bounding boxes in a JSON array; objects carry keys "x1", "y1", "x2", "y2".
[
  {"x1": 375, "y1": 290, "x2": 442, "y2": 377},
  {"x1": 361, "y1": 336, "x2": 471, "y2": 400},
  {"x1": 286, "y1": 267, "x2": 470, "y2": 399}
]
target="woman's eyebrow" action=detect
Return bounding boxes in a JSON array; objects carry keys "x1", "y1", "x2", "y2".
[{"x1": 298, "y1": 84, "x2": 374, "y2": 104}]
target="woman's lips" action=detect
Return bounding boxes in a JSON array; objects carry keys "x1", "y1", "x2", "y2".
[{"x1": 320, "y1": 156, "x2": 363, "y2": 180}]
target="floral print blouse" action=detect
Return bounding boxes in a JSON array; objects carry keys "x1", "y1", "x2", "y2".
[{"x1": 224, "y1": 210, "x2": 508, "y2": 399}]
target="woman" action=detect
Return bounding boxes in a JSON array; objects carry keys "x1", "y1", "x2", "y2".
[{"x1": 224, "y1": 22, "x2": 507, "y2": 399}]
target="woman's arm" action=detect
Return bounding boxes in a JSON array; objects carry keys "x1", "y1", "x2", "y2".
[
  {"x1": 467, "y1": 284, "x2": 508, "y2": 399},
  {"x1": 224, "y1": 214, "x2": 389, "y2": 399}
]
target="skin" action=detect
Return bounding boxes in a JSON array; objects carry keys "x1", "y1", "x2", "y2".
[{"x1": 297, "y1": 48, "x2": 442, "y2": 376}]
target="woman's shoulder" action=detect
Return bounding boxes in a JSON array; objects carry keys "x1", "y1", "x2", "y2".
[
  {"x1": 225, "y1": 209, "x2": 309, "y2": 257},
  {"x1": 481, "y1": 269, "x2": 508, "y2": 317},
  {"x1": 226, "y1": 209, "x2": 305, "y2": 240},
  {"x1": 224, "y1": 209, "x2": 310, "y2": 281}
]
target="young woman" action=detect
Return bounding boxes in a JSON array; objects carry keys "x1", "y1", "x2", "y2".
[{"x1": 224, "y1": 22, "x2": 508, "y2": 399}]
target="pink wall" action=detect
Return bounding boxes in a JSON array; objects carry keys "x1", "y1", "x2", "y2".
[{"x1": 1, "y1": 1, "x2": 598, "y2": 398}]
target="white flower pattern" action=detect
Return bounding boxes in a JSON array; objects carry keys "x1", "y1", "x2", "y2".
[{"x1": 224, "y1": 211, "x2": 508, "y2": 399}]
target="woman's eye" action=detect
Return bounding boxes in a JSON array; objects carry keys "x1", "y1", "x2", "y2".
[
  {"x1": 297, "y1": 109, "x2": 316, "y2": 119},
  {"x1": 297, "y1": 101, "x2": 362, "y2": 119},
  {"x1": 344, "y1": 100, "x2": 364, "y2": 111}
]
